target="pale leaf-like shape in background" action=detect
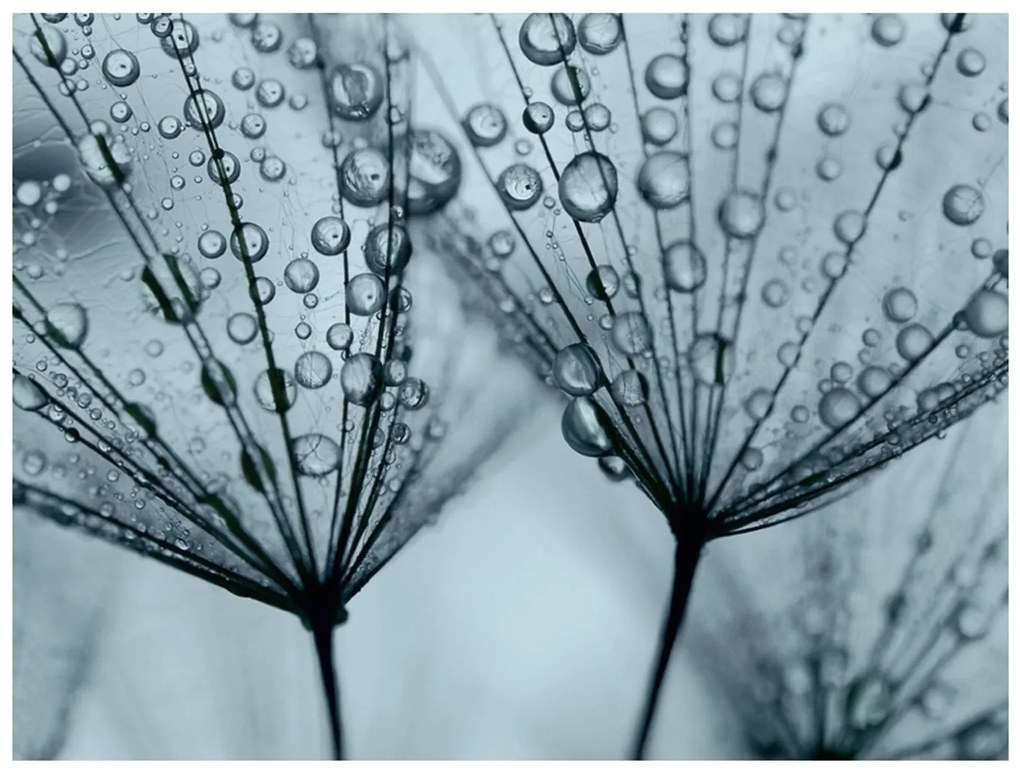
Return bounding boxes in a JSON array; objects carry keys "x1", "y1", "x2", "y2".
[
  {"x1": 683, "y1": 399, "x2": 1007, "y2": 759},
  {"x1": 13, "y1": 509, "x2": 122, "y2": 759}
]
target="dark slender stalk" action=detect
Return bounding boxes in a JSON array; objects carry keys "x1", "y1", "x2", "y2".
[
  {"x1": 629, "y1": 533, "x2": 704, "y2": 760},
  {"x1": 311, "y1": 619, "x2": 344, "y2": 760}
]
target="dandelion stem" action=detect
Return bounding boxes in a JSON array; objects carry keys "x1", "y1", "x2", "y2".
[
  {"x1": 630, "y1": 532, "x2": 703, "y2": 760},
  {"x1": 311, "y1": 619, "x2": 344, "y2": 760}
]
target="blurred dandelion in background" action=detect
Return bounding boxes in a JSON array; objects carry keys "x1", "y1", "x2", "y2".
[
  {"x1": 682, "y1": 399, "x2": 1006, "y2": 759},
  {"x1": 12, "y1": 12, "x2": 529, "y2": 759},
  {"x1": 408, "y1": 12, "x2": 1007, "y2": 757}
]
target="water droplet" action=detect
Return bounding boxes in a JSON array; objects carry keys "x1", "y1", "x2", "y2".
[
  {"x1": 340, "y1": 148, "x2": 390, "y2": 206},
  {"x1": 553, "y1": 344, "x2": 603, "y2": 396},
  {"x1": 230, "y1": 222, "x2": 269, "y2": 263},
  {"x1": 719, "y1": 190, "x2": 765, "y2": 238},
  {"x1": 32, "y1": 28, "x2": 68, "y2": 70},
  {"x1": 818, "y1": 387, "x2": 860, "y2": 429},
  {"x1": 45, "y1": 303, "x2": 88, "y2": 349},
  {"x1": 346, "y1": 272, "x2": 385, "y2": 316},
  {"x1": 664, "y1": 241, "x2": 707, "y2": 292},
  {"x1": 578, "y1": 14, "x2": 622, "y2": 55},
  {"x1": 689, "y1": 333, "x2": 734, "y2": 385},
  {"x1": 76, "y1": 133, "x2": 132, "y2": 186},
  {"x1": 162, "y1": 19, "x2": 199, "y2": 57},
  {"x1": 399, "y1": 377, "x2": 429, "y2": 409},
  {"x1": 817, "y1": 102, "x2": 850, "y2": 136},
  {"x1": 329, "y1": 62, "x2": 383, "y2": 120},
  {"x1": 845, "y1": 674, "x2": 893, "y2": 729},
  {"x1": 637, "y1": 151, "x2": 689, "y2": 209},
  {"x1": 364, "y1": 223, "x2": 412, "y2": 276},
  {"x1": 963, "y1": 289, "x2": 1008, "y2": 338},
  {"x1": 283, "y1": 258, "x2": 319, "y2": 293},
  {"x1": 519, "y1": 13, "x2": 576, "y2": 66},
  {"x1": 294, "y1": 351, "x2": 333, "y2": 389},
  {"x1": 708, "y1": 14, "x2": 748, "y2": 46},
  {"x1": 292, "y1": 434, "x2": 341, "y2": 476},
  {"x1": 857, "y1": 366, "x2": 892, "y2": 398},
  {"x1": 896, "y1": 323, "x2": 933, "y2": 361},
  {"x1": 750, "y1": 73, "x2": 787, "y2": 112},
  {"x1": 13, "y1": 374, "x2": 47, "y2": 411},
  {"x1": 183, "y1": 89, "x2": 225, "y2": 131},
  {"x1": 871, "y1": 15, "x2": 904, "y2": 47},
  {"x1": 559, "y1": 152, "x2": 618, "y2": 223},
  {"x1": 407, "y1": 128, "x2": 461, "y2": 215},
  {"x1": 463, "y1": 103, "x2": 508, "y2": 147},
  {"x1": 942, "y1": 184, "x2": 985, "y2": 226},
  {"x1": 608, "y1": 370, "x2": 647, "y2": 408},
  {"x1": 745, "y1": 388, "x2": 773, "y2": 420},
  {"x1": 498, "y1": 163, "x2": 544, "y2": 210},
  {"x1": 834, "y1": 210, "x2": 866, "y2": 244},
  {"x1": 101, "y1": 49, "x2": 140, "y2": 87},
  {"x1": 957, "y1": 47, "x2": 986, "y2": 77},
  {"x1": 327, "y1": 323, "x2": 354, "y2": 351},
  {"x1": 645, "y1": 54, "x2": 688, "y2": 99},
  {"x1": 341, "y1": 352, "x2": 384, "y2": 406},
  {"x1": 883, "y1": 287, "x2": 917, "y2": 323},
  {"x1": 523, "y1": 102, "x2": 555, "y2": 134},
  {"x1": 227, "y1": 312, "x2": 257, "y2": 344},
  {"x1": 311, "y1": 216, "x2": 350, "y2": 256},
  {"x1": 254, "y1": 367, "x2": 296, "y2": 412},
  {"x1": 762, "y1": 279, "x2": 789, "y2": 308},
  {"x1": 611, "y1": 312, "x2": 653, "y2": 355},
  {"x1": 641, "y1": 108, "x2": 678, "y2": 146},
  {"x1": 561, "y1": 397, "x2": 612, "y2": 456},
  {"x1": 551, "y1": 65, "x2": 591, "y2": 106}
]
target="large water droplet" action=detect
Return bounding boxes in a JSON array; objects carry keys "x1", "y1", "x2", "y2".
[
  {"x1": 818, "y1": 387, "x2": 860, "y2": 429},
  {"x1": 102, "y1": 49, "x2": 140, "y2": 87},
  {"x1": 330, "y1": 62, "x2": 383, "y2": 120},
  {"x1": 553, "y1": 343, "x2": 603, "y2": 396},
  {"x1": 559, "y1": 152, "x2": 618, "y2": 223},
  {"x1": 347, "y1": 272, "x2": 385, "y2": 316},
  {"x1": 519, "y1": 13, "x2": 576, "y2": 66},
  {"x1": 896, "y1": 323, "x2": 933, "y2": 361},
  {"x1": 283, "y1": 258, "x2": 319, "y2": 293},
  {"x1": 407, "y1": 128, "x2": 462, "y2": 215},
  {"x1": 611, "y1": 312, "x2": 653, "y2": 355},
  {"x1": 341, "y1": 353, "x2": 384, "y2": 406},
  {"x1": 719, "y1": 190, "x2": 765, "y2": 238},
  {"x1": 13, "y1": 374, "x2": 47, "y2": 411},
  {"x1": 689, "y1": 333, "x2": 734, "y2": 385},
  {"x1": 45, "y1": 303, "x2": 88, "y2": 349},
  {"x1": 183, "y1": 89, "x2": 225, "y2": 131},
  {"x1": 578, "y1": 14, "x2": 622, "y2": 55},
  {"x1": 664, "y1": 241, "x2": 707, "y2": 292},
  {"x1": 294, "y1": 351, "x2": 333, "y2": 389},
  {"x1": 523, "y1": 102, "x2": 555, "y2": 134},
  {"x1": 498, "y1": 164, "x2": 543, "y2": 210},
  {"x1": 561, "y1": 397, "x2": 612, "y2": 456},
  {"x1": 463, "y1": 103, "x2": 508, "y2": 147},
  {"x1": 311, "y1": 216, "x2": 350, "y2": 256},
  {"x1": 292, "y1": 434, "x2": 341, "y2": 476},
  {"x1": 942, "y1": 184, "x2": 985, "y2": 226},
  {"x1": 963, "y1": 289, "x2": 1008, "y2": 338},
  {"x1": 230, "y1": 222, "x2": 269, "y2": 263},
  {"x1": 340, "y1": 148, "x2": 390, "y2": 207},
  {"x1": 254, "y1": 367, "x2": 296, "y2": 412},
  {"x1": 645, "y1": 54, "x2": 688, "y2": 99},
  {"x1": 883, "y1": 287, "x2": 917, "y2": 323},
  {"x1": 637, "y1": 151, "x2": 689, "y2": 209},
  {"x1": 364, "y1": 223, "x2": 412, "y2": 276}
]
